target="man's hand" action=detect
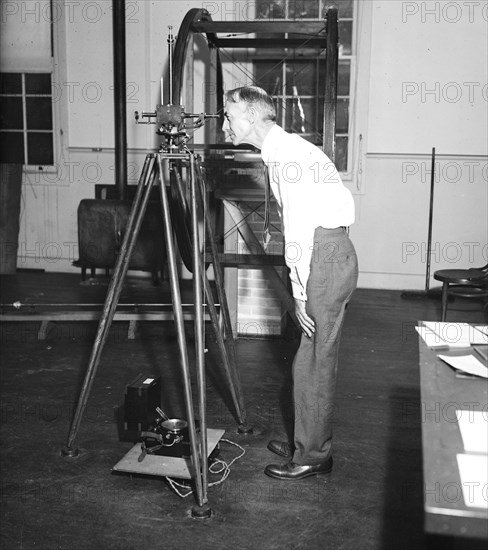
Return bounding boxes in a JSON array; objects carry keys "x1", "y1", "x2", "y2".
[{"x1": 295, "y1": 298, "x2": 315, "y2": 338}]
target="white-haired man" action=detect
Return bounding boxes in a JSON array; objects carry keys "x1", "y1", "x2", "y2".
[{"x1": 223, "y1": 86, "x2": 358, "y2": 480}]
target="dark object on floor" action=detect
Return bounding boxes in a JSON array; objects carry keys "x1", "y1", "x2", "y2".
[{"x1": 119, "y1": 374, "x2": 161, "y2": 442}]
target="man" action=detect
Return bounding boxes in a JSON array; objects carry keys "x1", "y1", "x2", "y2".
[{"x1": 223, "y1": 86, "x2": 358, "y2": 480}]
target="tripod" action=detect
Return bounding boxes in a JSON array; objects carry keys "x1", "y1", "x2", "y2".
[{"x1": 61, "y1": 145, "x2": 249, "y2": 516}]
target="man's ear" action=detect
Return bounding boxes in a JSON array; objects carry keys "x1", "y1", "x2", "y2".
[{"x1": 247, "y1": 106, "x2": 256, "y2": 123}]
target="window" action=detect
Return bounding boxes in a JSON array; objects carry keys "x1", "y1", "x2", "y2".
[
  {"x1": 254, "y1": 0, "x2": 354, "y2": 172},
  {"x1": 0, "y1": 72, "x2": 54, "y2": 166}
]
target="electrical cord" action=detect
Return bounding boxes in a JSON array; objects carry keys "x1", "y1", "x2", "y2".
[{"x1": 165, "y1": 438, "x2": 246, "y2": 498}]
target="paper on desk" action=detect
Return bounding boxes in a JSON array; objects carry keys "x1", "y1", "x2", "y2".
[
  {"x1": 456, "y1": 410, "x2": 488, "y2": 454},
  {"x1": 415, "y1": 326, "x2": 447, "y2": 348},
  {"x1": 423, "y1": 322, "x2": 488, "y2": 347},
  {"x1": 456, "y1": 454, "x2": 488, "y2": 509},
  {"x1": 437, "y1": 354, "x2": 488, "y2": 378}
]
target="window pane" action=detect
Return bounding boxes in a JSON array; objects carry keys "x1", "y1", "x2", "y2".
[
  {"x1": 0, "y1": 97, "x2": 23, "y2": 129},
  {"x1": 339, "y1": 21, "x2": 352, "y2": 55},
  {"x1": 290, "y1": 0, "x2": 320, "y2": 19},
  {"x1": 336, "y1": 98, "x2": 349, "y2": 133},
  {"x1": 257, "y1": 0, "x2": 286, "y2": 19},
  {"x1": 285, "y1": 97, "x2": 321, "y2": 137},
  {"x1": 335, "y1": 136, "x2": 348, "y2": 172},
  {"x1": 285, "y1": 61, "x2": 316, "y2": 95},
  {"x1": 255, "y1": 61, "x2": 283, "y2": 95},
  {"x1": 0, "y1": 131, "x2": 24, "y2": 163},
  {"x1": 318, "y1": 99, "x2": 324, "y2": 132},
  {"x1": 25, "y1": 73, "x2": 51, "y2": 95},
  {"x1": 254, "y1": 0, "x2": 354, "y2": 173},
  {"x1": 328, "y1": 0, "x2": 354, "y2": 18},
  {"x1": 0, "y1": 73, "x2": 22, "y2": 94},
  {"x1": 337, "y1": 60, "x2": 351, "y2": 96},
  {"x1": 27, "y1": 132, "x2": 53, "y2": 165},
  {"x1": 26, "y1": 97, "x2": 53, "y2": 130},
  {"x1": 257, "y1": 1, "x2": 354, "y2": 21}
]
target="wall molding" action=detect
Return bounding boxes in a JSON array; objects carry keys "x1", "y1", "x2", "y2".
[{"x1": 366, "y1": 152, "x2": 488, "y2": 161}]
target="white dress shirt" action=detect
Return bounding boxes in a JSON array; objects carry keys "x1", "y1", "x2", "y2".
[{"x1": 261, "y1": 124, "x2": 355, "y2": 301}]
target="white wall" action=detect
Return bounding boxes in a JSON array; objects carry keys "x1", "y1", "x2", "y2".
[
  {"x1": 352, "y1": 0, "x2": 487, "y2": 289},
  {"x1": 5, "y1": 0, "x2": 488, "y2": 287}
]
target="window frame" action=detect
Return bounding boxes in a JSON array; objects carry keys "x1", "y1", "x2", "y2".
[
  {"x1": 252, "y1": 0, "x2": 357, "y2": 178},
  {"x1": 0, "y1": 70, "x2": 57, "y2": 172},
  {"x1": 0, "y1": 0, "x2": 62, "y2": 175}
]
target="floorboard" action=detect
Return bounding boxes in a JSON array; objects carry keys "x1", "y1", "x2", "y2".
[{"x1": 0, "y1": 273, "x2": 486, "y2": 550}]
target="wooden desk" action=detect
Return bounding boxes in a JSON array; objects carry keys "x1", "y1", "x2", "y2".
[{"x1": 418, "y1": 337, "x2": 488, "y2": 539}]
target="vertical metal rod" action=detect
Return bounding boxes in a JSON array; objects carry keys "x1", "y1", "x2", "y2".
[
  {"x1": 156, "y1": 155, "x2": 204, "y2": 506},
  {"x1": 190, "y1": 154, "x2": 208, "y2": 500},
  {"x1": 425, "y1": 147, "x2": 436, "y2": 292},
  {"x1": 167, "y1": 27, "x2": 174, "y2": 105},
  {"x1": 112, "y1": 0, "x2": 127, "y2": 199},
  {"x1": 64, "y1": 155, "x2": 155, "y2": 453}
]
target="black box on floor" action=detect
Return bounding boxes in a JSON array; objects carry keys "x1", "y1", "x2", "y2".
[{"x1": 119, "y1": 374, "x2": 161, "y2": 441}]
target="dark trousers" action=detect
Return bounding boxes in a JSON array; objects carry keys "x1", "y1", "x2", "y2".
[{"x1": 292, "y1": 227, "x2": 358, "y2": 465}]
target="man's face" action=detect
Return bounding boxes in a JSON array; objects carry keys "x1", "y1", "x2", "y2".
[{"x1": 222, "y1": 100, "x2": 252, "y2": 146}]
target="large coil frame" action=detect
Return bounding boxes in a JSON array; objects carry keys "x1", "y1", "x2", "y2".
[
  {"x1": 169, "y1": 8, "x2": 223, "y2": 273},
  {"x1": 167, "y1": 7, "x2": 338, "y2": 273}
]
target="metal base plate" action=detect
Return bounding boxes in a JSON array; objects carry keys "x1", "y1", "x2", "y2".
[{"x1": 112, "y1": 428, "x2": 225, "y2": 479}]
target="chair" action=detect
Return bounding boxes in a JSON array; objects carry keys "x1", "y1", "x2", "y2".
[{"x1": 433, "y1": 264, "x2": 488, "y2": 321}]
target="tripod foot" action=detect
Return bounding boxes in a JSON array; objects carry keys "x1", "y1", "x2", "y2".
[
  {"x1": 237, "y1": 422, "x2": 253, "y2": 434},
  {"x1": 191, "y1": 503, "x2": 213, "y2": 519},
  {"x1": 60, "y1": 446, "x2": 80, "y2": 458}
]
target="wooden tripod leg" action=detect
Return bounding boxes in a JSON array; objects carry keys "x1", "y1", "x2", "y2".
[
  {"x1": 156, "y1": 156, "x2": 206, "y2": 511},
  {"x1": 62, "y1": 155, "x2": 157, "y2": 456}
]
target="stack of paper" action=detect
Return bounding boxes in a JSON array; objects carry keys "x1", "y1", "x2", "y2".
[
  {"x1": 437, "y1": 354, "x2": 488, "y2": 378},
  {"x1": 456, "y1": 410, "x2": 488, "y2": 509},
  {"x1": 456, "y1": 454, "x2": 488, "y2": 509},
  {"x1": 421, "y1": 322, "x2": 488, "y2": 348},
  {"x1": 415, "y1": 325, "x2": 449, "y2": 348},
  {"x1": 457, "y1": 410, "x2": 488, "y2": 454}
]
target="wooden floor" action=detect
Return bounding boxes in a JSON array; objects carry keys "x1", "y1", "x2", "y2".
[{"x1": 0, "y1": 272, "x2": 486, "y2": 550}]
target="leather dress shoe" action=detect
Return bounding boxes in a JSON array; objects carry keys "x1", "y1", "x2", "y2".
[
  {"x1": 264, "y1": 457, "x2": 333, "y2": 480},
  {"x1": 267, "y1": 440, "x2": 293, "y2": 458}
]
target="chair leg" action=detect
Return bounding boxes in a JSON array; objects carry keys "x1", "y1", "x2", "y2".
[{"x1": 441, "y1": 281, "x2": 449, "y2": 321}]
